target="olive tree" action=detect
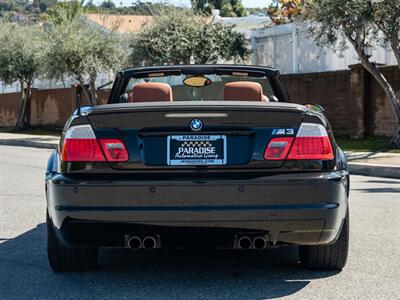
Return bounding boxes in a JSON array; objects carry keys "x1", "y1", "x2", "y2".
[
  {"x1": 372, "y1": 0, "x2": 400, "y2": 71},
  {"x1": 0, "y1": 22, "x2": 45, "y2": 130},
  {"x1": 45, "y1": 0, "x2": 85, "y2": 25},
  {"x1": 191, "y1": 0, "x2": 247, "y2": 17},
  {"x1": 267, "y1": 0, "x2": 304, "y2": 25},
  {"x1": 45, "y1": 16, "x2": 125, "y2": 105},
  {"x1": 128, "y1": 9, "x2": 250, "y2": 66},
  {"x1": 303, "y1": 0, "x2": 400, "y2": 147}
]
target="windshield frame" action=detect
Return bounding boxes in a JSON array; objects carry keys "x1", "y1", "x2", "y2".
[{"x1": 108, "y1": 64, "x2": 291, "y2": 104}]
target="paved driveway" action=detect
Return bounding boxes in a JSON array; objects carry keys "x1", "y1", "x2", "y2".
[{"x1": 0, "y1": 145, "x2": 399, "y2": 299}]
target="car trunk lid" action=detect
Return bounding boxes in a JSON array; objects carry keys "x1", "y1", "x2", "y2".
[{"x1": 87, "y1": 101, "x2": 306, "y2": 170}]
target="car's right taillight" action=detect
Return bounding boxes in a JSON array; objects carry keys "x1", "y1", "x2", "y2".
[
  {"x1": 264, "y1": 123, "x2": 334, "y2": 161},
  {"x1": 61, "y1": 125, "x2": 129, "y2": 162},
  {"x1": 287, "y1": 123, "x2": 334, "y2": 160}
]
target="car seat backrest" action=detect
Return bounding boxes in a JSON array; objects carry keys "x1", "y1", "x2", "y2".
[
  {"x1": 129, "y1": 82, "x2": 173, "y2": 102},
  {"x1": 224, "y1": 81, "x2": 269, "y2": 102}
]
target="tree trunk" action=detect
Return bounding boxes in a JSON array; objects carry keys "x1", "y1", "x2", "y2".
[
  {"x1": 389, "y1": 37, "x2": 400, "y2": 147},
  {"x1": 61, "y1": 77, "x2": 67, "y2": 88},
  {"x1": 15, "y1": 81, "x2": 29, "y2": 131},
  {"x1": 346, "y1": 34, "x2": 400, "y2": 148},
  {"x1": 390, "y1": 37, "x2": 400, "y2": 71},
  {"x1": 361, "y1": 59, "x2": 400, "y2": 148},
  {"x1": 78, "y1": 80, "x2": 92, "y2": 106},
  {"x1": 89, "y1": 79, "x2": 97, "y2": 106}
]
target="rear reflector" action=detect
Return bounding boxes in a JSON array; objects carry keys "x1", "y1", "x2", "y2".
[
  {"x1": 61, "y1": 125, "x2": 128, "y2": 162},
  {"x1": 264, "y1": 123, "x2": 334, "y2": 161}
]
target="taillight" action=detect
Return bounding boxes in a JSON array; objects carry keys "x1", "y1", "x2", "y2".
[
  {"x1": 264, "y1": 137, "x2": 294, "y2": 160},
  {"x1": 98, "y1": 139, "x2": 129, "y2": 162},
  {"x1": 61, "y1": 125, "x2": 129, "y2": 162},
  {"x1": 287, "y1": 123, "x2": 334, "y2": 160},
  {"x1": 264, "y1": 123, "x2": 334, "y2": 161},
  {"x1": 61, "y1": 125, "x2": 105, "y2": 162}
]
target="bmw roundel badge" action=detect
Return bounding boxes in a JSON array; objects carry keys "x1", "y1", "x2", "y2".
[{"x1": 190, "y1": 119, "x2": 203, "y2": 131}]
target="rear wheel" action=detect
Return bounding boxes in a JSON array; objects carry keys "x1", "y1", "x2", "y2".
[
  {"x1": 299, "y1": 210, "x2": 349, "y2": 270},
  {"x1": 47, "y1": 212, "x2": 98, "y2": 272}
]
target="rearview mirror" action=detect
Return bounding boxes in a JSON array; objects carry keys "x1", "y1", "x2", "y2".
[{"x1": 184, "y1": 76, "x2": 212, "y2": 88}]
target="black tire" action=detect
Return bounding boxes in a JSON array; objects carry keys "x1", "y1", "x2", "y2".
[
  {"x1": 299, "y1": 210, "x2": 349, "y2": 270},
  {"x1": 47, "y1": 212, "x2": 98, "y2": 272}
]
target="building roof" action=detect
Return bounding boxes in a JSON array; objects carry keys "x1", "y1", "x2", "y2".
[
  {"x1": 85, "y1": 14, "x2": 153, "y2": 33},
  {"x1": 85, "y1": 13, "x2": 270, "y2": 36}
]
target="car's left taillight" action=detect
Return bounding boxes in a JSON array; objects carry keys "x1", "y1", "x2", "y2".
[
  {"x1": 264, "y1": 123, "x2": 334, "y2": 161},
  {"x1": 61, "y1": 125, "x2": 128, "y2": 162}
]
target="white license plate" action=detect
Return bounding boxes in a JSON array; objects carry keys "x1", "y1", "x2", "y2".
[{"x1": 167, "y1": 135, "x2": 227, "y2": 166}]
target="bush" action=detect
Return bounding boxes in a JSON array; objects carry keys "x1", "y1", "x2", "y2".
[{"x1": 129, "y1": 9, "x2": 250, "y2": 66}]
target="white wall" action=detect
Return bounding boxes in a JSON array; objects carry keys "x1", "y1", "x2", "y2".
[
  {"x1": 250, "y1": 22, "x2": 397, "y2": 74},
  {"x1": 0, "y1": 72, "x2": 115, "y2": 94}
]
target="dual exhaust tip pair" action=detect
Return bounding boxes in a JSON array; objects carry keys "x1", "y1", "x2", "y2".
[
  {"x1": 126, "y1": 235, "x2": 158, "y2": 250},
  {"x1": 237, "y1": 236, "x2": 268, "y2": 250},
  {"x1": 127, "y1": 235, "x2": 267, "y2": 250}
]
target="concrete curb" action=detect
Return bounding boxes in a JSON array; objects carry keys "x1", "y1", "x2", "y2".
[
  {"x1": 0, "y1": 139, "x2": 57, "y2": 149},
  {"x1": 349, "y1": 162, "x2": 400, "y2": 179}
]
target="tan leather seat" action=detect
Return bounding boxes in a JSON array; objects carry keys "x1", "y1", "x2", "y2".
[
  {"x1": 129, "y1": 82, "x2": 173, "y2": 102},
  {"x1": 224, "y1": 81, "x2": 269, "y2": 102}
]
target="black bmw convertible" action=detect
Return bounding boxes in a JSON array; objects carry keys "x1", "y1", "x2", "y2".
[{"x1": 45, "y1": 65, "x2": 350, "y2": 272}]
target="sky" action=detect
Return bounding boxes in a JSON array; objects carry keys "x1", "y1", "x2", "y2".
[{"x1": 109, "y1": 0, "x2": 271, "y2": 8}]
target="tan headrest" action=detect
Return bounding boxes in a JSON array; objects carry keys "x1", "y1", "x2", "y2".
[
  {"x1": 224, "y1": 81, "x2": 268, "y2": 102},
  {"x1": 129, "y1": 82, "x2": 173, "y2": 102}
]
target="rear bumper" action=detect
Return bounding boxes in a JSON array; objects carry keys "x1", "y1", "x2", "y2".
[{"x1": 46, "y1": 171, "x2": 349, "y2": 248}]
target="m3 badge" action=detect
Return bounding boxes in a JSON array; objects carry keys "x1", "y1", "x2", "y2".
[{"x1": 272, "y1": 128, "x2": 295, "y2": 136}]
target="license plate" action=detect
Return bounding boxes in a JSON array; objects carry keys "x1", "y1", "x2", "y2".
[{"x1": 167, "y1": 135, "x2": 227, "y2": 166}]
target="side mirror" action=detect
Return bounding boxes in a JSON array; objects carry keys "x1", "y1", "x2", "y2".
[
  {"x1": 119, "y1": 93, "x2": 128, "y2": 103},
  {"x1": 304, "y1": 103, "x2": 325, "y2": 114},
  {"x1": 270, "y1": 95, "x2": 279, "y2": 102}
]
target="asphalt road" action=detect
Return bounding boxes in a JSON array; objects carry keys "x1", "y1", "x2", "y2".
[{"x1": 0, "y1": 145, "x2": 399, "y2": 300}]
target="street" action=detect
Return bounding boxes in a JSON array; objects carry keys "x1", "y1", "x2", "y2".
[{"x1": 0, "y1": 145, "x2": 399, "y2": 299}]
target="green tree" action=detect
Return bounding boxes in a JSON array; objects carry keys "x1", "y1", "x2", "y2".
[
  {"x1": 83, "y1": 0, "x2": 187, "y2": 16},
  {"x1": 0, "y1": 22, "x2": 45, "y2": 129},
  {"x1": 129, "y1": 1, "x2": 185, "y2": 15},
  {"x1": 45, "y1": 16, "x2": 125, "y2": 105},
  {"x1": 191, "y1": 0, "x2": 247, "y2": 17},
  {"x1": 0, "y1": 1, "x2": 13, "y2": 13},
  {"x1": 84, "y1": 0, "x2": 96, "y2": 10},
  {"x1": 303, "y1": 0, "x2": 400, "y2": 147},
  {"x1": 128, "y1": 9, "x2": 250, "y2": 65},
  {"x1": 0, "y1": 0, "x2": 57, "y2": 16},
  {"x1": 267, "y1": 0, "x2": 303, "y2": 25},
  {"x1": 33, "y1": 0, "x2": 57, "y2": 13},
  {"x1": 372, "y1": 0, "x2": 400, "y2": 71},
  {"x1": 45, "y1": 0, "x2": 85, "y2": 25},
  {"x1": 99, "y1": 0, "x2": 115, "y2": 10}
]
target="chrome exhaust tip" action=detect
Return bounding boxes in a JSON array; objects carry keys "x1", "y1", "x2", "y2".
[
  {"x1": 237, "y1": 236, "x2": 252, "y2": 250},
  {"x1": 142, "y1": 236, "x2": 157, "y2": 250},
  {"x1": 127, "y1": 236, "x2": 142, "y2": 250},
  {"x1": 253, "y1": 236, "x2": 267, "y2": 250}
]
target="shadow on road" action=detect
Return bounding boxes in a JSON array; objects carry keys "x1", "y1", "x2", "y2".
[
  {"x1": 366, "y1": 180, "x2": 400, "y2": 185},
  {"x1": 353, "y1": 187, "x2": 400, "y2": 193},
  {"x1": 0, "y1": 224, "x2": 338, "y2": 299}
]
